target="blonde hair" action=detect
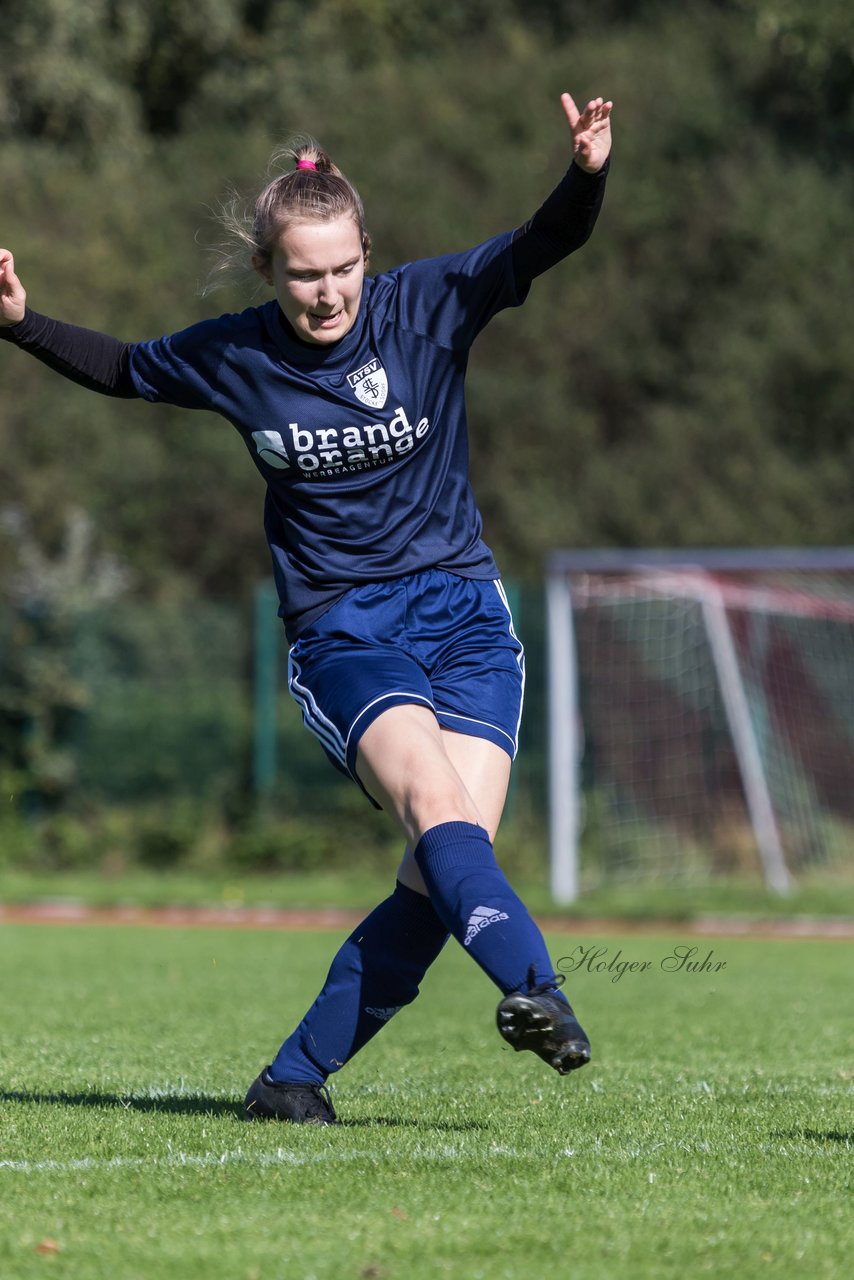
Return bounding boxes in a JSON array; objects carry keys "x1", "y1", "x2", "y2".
[{"x1": 204, "y1": 138, "x2": 370, "y2": 294}]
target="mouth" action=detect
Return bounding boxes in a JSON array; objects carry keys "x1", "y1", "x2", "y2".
[{"x1": 309, "y1": 310, "x2": 344, "y2": 329}]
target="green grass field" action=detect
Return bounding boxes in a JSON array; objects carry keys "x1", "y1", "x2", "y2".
[{"x1": 1, "y1": 922, "x2": 851, "y2": 1279}]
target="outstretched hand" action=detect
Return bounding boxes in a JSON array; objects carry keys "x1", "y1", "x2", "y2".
[
  {"x1": 561, "y1": 93, "x2": 612, "y2": 173},
  {"x1": 0, "y1": 249, "x2": 27, "y2": 325}
]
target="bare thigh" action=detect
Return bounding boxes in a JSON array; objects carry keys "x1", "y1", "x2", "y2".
[{"x1": 355, "y1": 703, "x2": 512, "y2": 894}]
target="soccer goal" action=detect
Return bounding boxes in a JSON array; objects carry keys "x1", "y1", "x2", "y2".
[{"x1": 546, "y1": 548, "x2": 854, "y2": 902}]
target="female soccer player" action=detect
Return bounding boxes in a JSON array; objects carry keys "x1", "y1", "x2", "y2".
[{"x1": 0, "y1": 91, "x2": 612, "y2": 1125}]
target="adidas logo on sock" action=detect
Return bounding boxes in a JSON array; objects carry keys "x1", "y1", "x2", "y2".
[
  {"x1": 364, "y1": 1006, "x2": 402, "y2": 1021},
  {"x1": 463, "y1": 905, "x2": 509, "y2": 948}
]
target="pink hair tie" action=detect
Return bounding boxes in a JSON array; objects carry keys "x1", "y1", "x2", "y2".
[{"x1": 296, "y1": 159, "x2": 317, "y2": 171}]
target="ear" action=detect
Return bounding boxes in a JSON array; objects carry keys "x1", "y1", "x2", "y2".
[{"x1": 252, "y1": 253, "x2": 273, "y2": 286}]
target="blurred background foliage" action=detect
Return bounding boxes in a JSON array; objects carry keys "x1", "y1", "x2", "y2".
[{"x1": 1, "y1": 0, "x2": 852, "y2": 874}]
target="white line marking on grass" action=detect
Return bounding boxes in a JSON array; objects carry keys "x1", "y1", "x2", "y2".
[
  {"x1": 0, "y1": 1146, "x2": 530, "y2": 1176},
  {"x1": 2, "y1": 1130, "x2": 850, "y2": 1177},
  {"x1": 0, "y1": 1150, "x2": 347, "y2": 1175}
]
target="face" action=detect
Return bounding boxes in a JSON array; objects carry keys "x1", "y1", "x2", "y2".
[{"x1": 254, "y1": 216, "x2": 365, "y2": 346}]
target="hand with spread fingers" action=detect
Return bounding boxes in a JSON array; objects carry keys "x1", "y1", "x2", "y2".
[{"x1": 561, "y1": 92, "x2": 613, "y2": 173}]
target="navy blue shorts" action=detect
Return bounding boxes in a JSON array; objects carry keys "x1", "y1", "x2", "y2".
[{"x1": 287, "y1": 570, "x2": 525, "y2": 801}]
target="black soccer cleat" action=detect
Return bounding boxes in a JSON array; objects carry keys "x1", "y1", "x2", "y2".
[
  {"x1": 243, "y1": 1068, "x2": 338, "y2": 1124},
  {"x1": 496, "y1": 968, "x2": 591, "y2": 1075}
]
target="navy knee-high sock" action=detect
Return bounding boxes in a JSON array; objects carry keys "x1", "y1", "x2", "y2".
[
  {"x1": 414, "y1": 821, "x2": 566, "y2": 999},
  {"x1": 269, "y1": 882, "x2": 449, "y2": 1085}
]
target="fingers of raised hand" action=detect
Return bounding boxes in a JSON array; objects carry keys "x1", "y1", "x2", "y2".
[
  {"x1": 0, "y1": 249, "x2": 26, "y2": 322},
  {"x1": 561, "y1": 94, "x2": 613, "y2": 142},
  {"x1": 560, "y1": 92, "x2": 580, "y2": 129},
  {"x1": 579, "y1": 98, "x2": 612, "y2": 130},
  {"x1": 0, "y1": 250, "x2": 18, "y2": 287}
]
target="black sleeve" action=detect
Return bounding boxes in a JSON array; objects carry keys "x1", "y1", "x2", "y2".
[
  {"x1": 511, "y1": 156, "x2": 609, "y2": 288},
  {"x1": 0, "y1": 308, "x2": 138, "y2": 398}
]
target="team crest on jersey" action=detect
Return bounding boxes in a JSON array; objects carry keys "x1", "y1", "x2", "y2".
[{"x1": 347, "y1": 359, "x2": 388, "y2": 409}]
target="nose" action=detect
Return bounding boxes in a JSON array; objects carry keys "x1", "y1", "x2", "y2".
[{"x1": 316, "y1": 274, "x2": 339, "y2": 307}]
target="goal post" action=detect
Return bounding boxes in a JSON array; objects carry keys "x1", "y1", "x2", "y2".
[{"x1": 546, "y1": 548, "x2": 854, "y2": 902}]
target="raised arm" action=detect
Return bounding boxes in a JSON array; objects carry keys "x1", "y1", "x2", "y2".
[
  {"x1": 0, "y1": 248, "x2": 137, "y2": 397},
  {"x1": 510, "y1": 91, "x2": 613, "y2": 287}
]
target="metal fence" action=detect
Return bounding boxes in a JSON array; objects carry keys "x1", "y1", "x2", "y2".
[{"x1": 1, "y1": 580, "x2": 549, "y2": 826}]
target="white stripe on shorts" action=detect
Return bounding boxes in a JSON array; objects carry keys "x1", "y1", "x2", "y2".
[
  {"x1": 287, "y1": 653, "x2": 347, "y2": 766},
  {"x1": 345, "y1": 691, "x2": 436, "y2": 761},
  {"x1": 492, "y1": 578, "x2": 526, "y2": 745},
  {"x1": 437, "y1": 710, "x2": 518, "y2": 754}
]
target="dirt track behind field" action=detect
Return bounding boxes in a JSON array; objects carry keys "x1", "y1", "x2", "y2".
[{"x1": 1, "y1": 901, "x2": 853, "y2": 939}]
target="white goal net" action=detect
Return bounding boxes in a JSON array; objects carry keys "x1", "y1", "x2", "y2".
[{"x1": 546, "y1": 550, "x2": 854, "y2": 901}]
